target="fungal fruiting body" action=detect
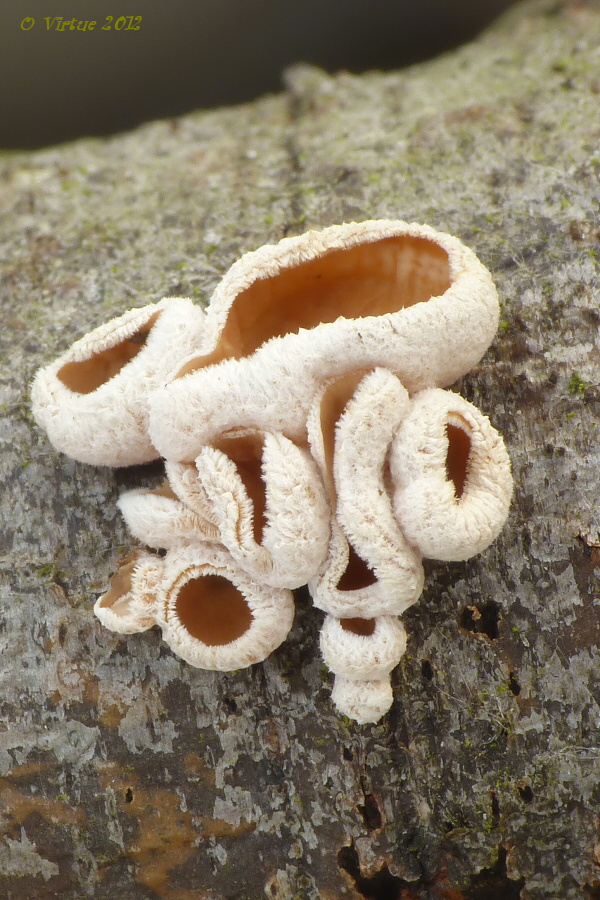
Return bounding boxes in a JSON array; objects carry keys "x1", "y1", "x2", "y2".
[
  {"x1": 31, "y1": 298, "x2": 206, "y2": 467},
  {"x1": 306, "y1": 368, "x2": 425, "y2": 619},
  {"x1": 31, "y1": 220, "x2": 513, "y2": 724},
  {"x1": 192, "y1": 430, "x2": 331, "y2": 589},
  {"x1": 320, "y1": 615, "x2": 408, "y2": 725},
  {"x1": 116, "y1": 481, "x2": 220, "y2": 549},
  {"x1": 391, "y1": 389, "x2": 513, "y2": 561},
  {"x1": 95, "y1": 544, "x2": 295, "y2": 670},
  {"x1": 147, "y1": 220, "x2": 499, "y2": 460}
]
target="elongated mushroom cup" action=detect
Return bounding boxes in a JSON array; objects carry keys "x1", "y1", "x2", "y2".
[
  {"x1": 390, "y1": 389, "x2": 513, "y2": 561},
  {"x1": 191, "y1": 430, "x2": 330, "y2": 589},
  {"x1": 307, "y1": 368, "x2": 424, "y2": 618},
  {"x1": 31, "y1": 298, "x2": 205, "y2": 466},
  {"x1": 149, "y1": 220, "x2": 499, "y2": 461},
  {"x1": 117, "y1": 480, "x2": 219, "y2": 549}
]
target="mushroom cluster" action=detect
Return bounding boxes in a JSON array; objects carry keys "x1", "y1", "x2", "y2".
[{"x1": 32, "y1": 220, "x2": 513, "y2": 724}]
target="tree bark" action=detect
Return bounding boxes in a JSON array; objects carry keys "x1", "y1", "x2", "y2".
[{"x1": 2, "y1": 1, "x2": 600, "y2": 897}]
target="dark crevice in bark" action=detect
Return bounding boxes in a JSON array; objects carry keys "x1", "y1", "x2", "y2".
[
  {"x1": 508, "y1": 672, "x2": 521, "y2": 696},
  {"x1": 459, "y1": 601, "x2": 501, "y2": 640},
  {"x1": 518, "y1": 785, "x2": 533, "y2": 804},
  {"x1": 337, "y1": 844, "x2": 405, "y2": 899},
  {"x1": 358, "y1": 793, "x2": 382, "y2": 832},
  {"x1": 465, "y1": 848, "x2": 525, "y2": 899},
  {"x1": 421, "y1": 659, "x2": 434, "y2": 681}
]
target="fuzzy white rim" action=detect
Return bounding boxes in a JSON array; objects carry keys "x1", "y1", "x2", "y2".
[
  {"x1": 160, "y1": 551, "x2": 295, "y2": 670},
  {"x1": 320, "y1": 614, "x2": 407, "y2": 680}
]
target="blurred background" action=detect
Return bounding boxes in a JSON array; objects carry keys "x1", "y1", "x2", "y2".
[{"x1": 1, "y1": 0, "x2": 519, "y2": 150}]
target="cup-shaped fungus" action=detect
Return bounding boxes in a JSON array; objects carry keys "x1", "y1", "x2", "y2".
[
  {"x1": 331, "y1": 677, "x2": 397, "y2": 726},
  {"x1": 320, "y1": 614, "x2": 407, "y2": 681},
  {"x1": 391, "y1": 389, "x2": 513, "y2": 560},
  {"x1": 320, "y1": 613, "x2": 408, "y2": 724},
  {"x1": 148, "y1": 220, "x2": 498, "y2": 461},
  {"x1": 31, "y1": 298, "x2": 205, "y2": 466},
  {"x1": 96, "y1": 544, "x2": 295, "y2": 669},
  {"x1": 154, "y1": 545, "x2": 296, "y2": 669},
  {"x1": 192, "y1": 430, "x2": 330, "y2": 589},
  {"x1": 307, "y1": 369, "x2": 423, "y2": 618}
]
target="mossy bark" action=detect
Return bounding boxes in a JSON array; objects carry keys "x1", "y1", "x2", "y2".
[{"x1": 2, "y1": 1, "x2": 600, "y2": 897}]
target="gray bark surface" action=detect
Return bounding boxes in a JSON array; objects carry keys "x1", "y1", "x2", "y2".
[{"x1": 1, "y1": 1, "x2": 600, "y2": 896}]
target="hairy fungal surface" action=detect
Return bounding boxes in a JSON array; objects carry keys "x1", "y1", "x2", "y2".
[{"x1": 215, "y1": 433, "x2": 267, "y2": 544}]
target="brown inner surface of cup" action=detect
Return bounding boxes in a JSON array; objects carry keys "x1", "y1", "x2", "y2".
[
  {"x1": 215, "y1": 433, "x2": 267, "y2": 544},
  {"x1": 175, "y1": 573, "x2": 253, "y2": 646},
  {"x1": 177, "y1": 234, "x2": 451, "y2": 375},
  {"x1": 446, "y1": 419, "x2": 472, "y2": 499},
  {"x1": 57, "y1": 311, "x2": 162, "y2": 394},
  {"x1": 341, "y1": 617, "x2": 376, "y2": 637},
  {"x1": 150, "y1": 479, "x2": 179, "y2": 501},
  {"x1": 98, "y1": 551, "x2": 142, "y2": 616}
]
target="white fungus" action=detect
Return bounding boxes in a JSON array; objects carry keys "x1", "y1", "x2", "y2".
[{"x1": 31, "y1": 220, "x2": 513, "y2": 723}]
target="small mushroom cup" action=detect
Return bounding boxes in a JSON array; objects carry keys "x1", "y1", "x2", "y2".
[
  {"x1": 391, "y1": 389, "x2": 513, "y2": 561},
  {"x1": 320, "y1": 613, "x2": 408, "y2": 723},
  {"x1": 95, "y1": 543, "x2": 295, "y2": 671},
  {"x1": 31, "y1": 298, "x2": 205, "y2": 466}
]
